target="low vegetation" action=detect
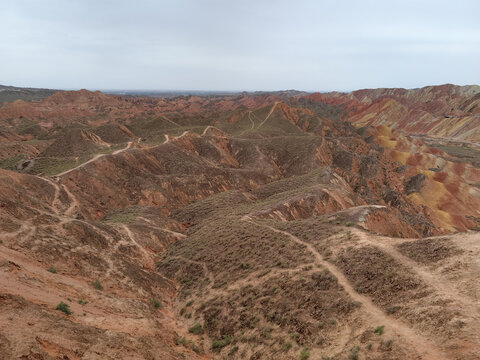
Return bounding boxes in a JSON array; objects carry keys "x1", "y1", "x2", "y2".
[
  {"x1": 92, "y1": 279, "x2": 103, "y2": 290},
  {"x1": 151, "y1": 298, "x2": 162, "y2": 308},
  {"x1": 188, "y1": 323, "x2": 204, "y2": 335},
  {"x1": 374, "y1": 325, "x2": 385, "y2": 335},
  {"x1": 300, "y1": 347, "x2": 310, "y2": 360},
  {"x1": 56, "y1": 302, "x2": 72, "y2": 315}
]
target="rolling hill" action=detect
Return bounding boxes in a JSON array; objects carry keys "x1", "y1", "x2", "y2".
[{"x1": 0, "y1": 86, "x2": 479, "y2": 359}]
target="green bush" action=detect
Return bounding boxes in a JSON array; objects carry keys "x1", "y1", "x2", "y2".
[
  {"x1": 56, "y1": 302, "x2": 72, "y2": 315},
  {"x1": 78, "y1": 299, "x2": 88, "y2": 305},
  {"x1": 188, "y1": 323, "x2": 204, "y2": 335},
  {"x1": 300, "y1": 347, "x2": 310, "y2": 360},
  {"x1": 151, "y1": 298, "x2": 162, "y2": 308},
  {"x1": 212, "y1": 337, "x2": 231, "y2": 352},
  {"x1": 92, "y1": 279, "x2": 103, "y2": 290},
  {"x1": 374, "y1": 325, "x2": 385, "y2": 335},
  {"x1": 47, "y1": 267, "x2": 57, "y2": 274}
]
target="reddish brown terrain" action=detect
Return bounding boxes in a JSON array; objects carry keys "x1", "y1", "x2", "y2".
[
  {"x1": 309, "y1": 84, "x2": 480, "y2": 143},
  {"x1": 0, "y1": 85, "x2": 479, "y2": 359}
]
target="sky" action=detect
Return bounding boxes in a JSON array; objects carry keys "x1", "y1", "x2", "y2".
[{"x1": 1, "y1": 0, "x2": 479, "y2": 92}]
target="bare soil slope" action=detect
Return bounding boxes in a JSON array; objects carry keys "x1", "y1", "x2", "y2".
[{"x1": 0, "y1": 87, "x2": 479, "y2": 359}]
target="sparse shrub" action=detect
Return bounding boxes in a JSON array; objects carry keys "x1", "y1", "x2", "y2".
[
  {"x1": 366, "y1": 343, "x2": 372, "y2": 350},
  {"x1": 228, "y1": 346, "x2": 239, "y2": 355},
  {"x1": 47, "y1": 267, "x2": 57, "y2": 274},
  {"x1": 261, "y1": 326, "x2": 273, "y2": 339},
  {"x1": 300, "y1": 347, "x2": 310, "y2": 360},
  {"x1": 186, "y1": 299, "x2": 194, "y2": 307},
  {"x1": 345, "y1": 222, "x2": 354, "y2": 227},
  {"x1": 283, "y1": 342, "x2": 292, "y2": 352},
  {"x1": 380, "y1": 339, "x2": 393, "y2": 351},
  {"x1": 188, "y1": 323, "x2": 204, "y2": 335},
  {"x1": 56, "y1": 301, "x2": 72, "y2": 315},
  {"x1": 212, "y1": 336, "x2": 231, "y2": 352},
  {"x1": 151, "y1": 298, "x2": 162, "y2": 308},
  {"x1": 191, "y1": 342, "x2": 202, "y2": 354},
  {"x1": 78, "y1": 299, "x2": 88, "y2": 305},
  {"x1": 349, "y1": 346, "x2": 360, "y2": 360},
  {"x1": 374, "y1": 325, "x2": 385, "y2": 335},
  {"x1": 92, "y1": 279, "x2": 103, "y2": 290},
  {"x1": 290, "y1": 332, "x2": 300, "y2": 342}
]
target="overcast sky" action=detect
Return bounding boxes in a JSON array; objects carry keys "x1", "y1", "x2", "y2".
[{"x1": 1, "y1": 0, "x2": 479, "y2": 91}]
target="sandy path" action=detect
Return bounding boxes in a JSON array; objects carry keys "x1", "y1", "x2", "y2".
[
  {"x1": 137, "y1": 217, "x2": 186, "y2": 239},
  {"x1": 56, "y1": 142, "x2": 133, "y2": 177},
  {"x1": 351, "y1": 229, "x2": 480, "y2": 317},
  {"x1": 248, "y1": 220, "x2": 448, "y2": 360},
  {"x1": 161, "y1": 115, "x2": 181, "y2": 127},
  {"x1": 238, "y1": 111, "x2": 256, "y2": 136},
  {"x1": 121, "y1": 224, "x2": 156, "y2": 271},
  {"x1": 257, "y1": 102, "x2": 279, "y2": 129},
  {"x1": 248, "y1": 111, "x2": 255, "y2": 130}
]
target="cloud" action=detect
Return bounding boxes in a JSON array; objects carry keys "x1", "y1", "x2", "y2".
[{"x1": 1, "y1": 0, "x2": 479, "y2": 90}]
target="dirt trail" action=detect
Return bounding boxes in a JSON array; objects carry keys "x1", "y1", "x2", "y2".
[
  {"x1": 0, "y1": 244, "x2": 169, "y2": 338},
  {"x1": 257, "y1": 102, "x2": 279, "y2": 129},
  {"x1": 161, "y1": 115, "x2": 181, "y2": 127},
  {"x1": 247, "y1": 220, "x2": 448, "y2": 360},
  {"x1": 138, "y1": 217, "x2": 186, "y2": 239},
  {"x1": 60, "y1": 183, "x2": 80, "y2": 217},
  {"x1": 351, "y1": 228, "x2": 480, "y2": 319},
  {"x1": 0, "y1": 222, "x2": 36, "y2": 242},
  {"x1": 248, "y1": 111, "x2": 255, "y2": 130},
  {"x1": 239, "y1": 111, "x2": 256, "y2": 136},
  {"x1": 56, "y1": 141, "x2": 133, "y2": 177},
  {"x1": 121, "y1": 224, "x2": 156, "y2": 271},
  {"x1": 36, "y1": 176, "x2": 62, "y2": 214}
]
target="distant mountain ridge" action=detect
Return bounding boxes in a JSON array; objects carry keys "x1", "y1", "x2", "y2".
[
  {"x1": 310, "y1": 84, "x2": 480, "y2": 142},
  {"x1": 0, "y1": 84, "x2": 58, "y2": 104}
]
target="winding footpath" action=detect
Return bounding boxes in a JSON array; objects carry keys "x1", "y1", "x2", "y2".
[{"x1": 246, "y1": 219, "x2": 448, "y2": 360}]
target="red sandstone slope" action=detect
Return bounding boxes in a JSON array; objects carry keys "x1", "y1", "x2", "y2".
[
  {"x1": 1, "y1": 88, "x2": 480, "y2": 359},
  {"x1": 371, "y1": 125, "x2": 480, "y2": 231},
  {"x1": 307, "y1": 84, "x2": 480, "y2": 142}
]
